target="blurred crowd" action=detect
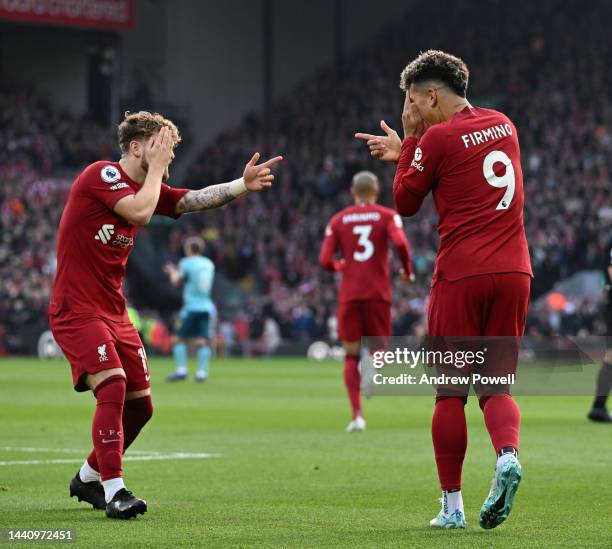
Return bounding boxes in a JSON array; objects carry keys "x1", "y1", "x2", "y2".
[
  {"x1": 1, "y1": 1, "x2": 610, "y2": 353},
  {"x1": 0, "y1": 89, "x2": 115, "y2": 172},
  {"x1": 177, "y1": 1, "x2": 611, "y2": 343},
  {"x1": 0, "y1": 159, "x2": 68, "y2": 353},
  {"x1": 0, "y1": 89, "x2": 114, "y2": 354}
]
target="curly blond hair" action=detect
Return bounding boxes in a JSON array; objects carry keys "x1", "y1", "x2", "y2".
[{"x1": 117, "y1": 111, "x2": 181, "y2": 154}]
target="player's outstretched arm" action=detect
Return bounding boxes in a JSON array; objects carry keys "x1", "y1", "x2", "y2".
[
  {"x1": 163, "y1": 263, "x2": 183, "y2": 286},
  {"x1": 355, "y1": 120, "x2": 402, "y2": 162},
  {"x1": 175, "y1": 153, "x2": 283, "y2": 214}
]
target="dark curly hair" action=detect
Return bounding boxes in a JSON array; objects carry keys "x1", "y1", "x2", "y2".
[{"x1": 400, "y1": 50, "x2": 469, "y2": 97}]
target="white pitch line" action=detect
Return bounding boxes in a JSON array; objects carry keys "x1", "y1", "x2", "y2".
[
  {"x1": 118, "y1": 453, "x2": 220, "y2": 462},
  {"x1": 0, "y1": 446, "x2": 161, "y2": 455},
  {"x1": 0, "y1": 452, "x2": 220, "y2": 466}
]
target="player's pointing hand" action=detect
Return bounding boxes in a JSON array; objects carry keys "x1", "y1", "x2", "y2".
[
  {"x1": 355, "y1": 120, "x2": 402, "y2": 162},
  {"x1": 243, "y1": 152, "x2": 284, "y2": 191}
]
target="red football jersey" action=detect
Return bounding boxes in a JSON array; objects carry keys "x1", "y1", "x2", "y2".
[
  {"x1": 49, "y1": 161, "x2": 188, "y2": 320},
  {"x1": 319, "y1": 203, "x2": 412, "y2": 303},
  {"x1": 393, "y1": 106, "x2": 532, "y2": 285}
]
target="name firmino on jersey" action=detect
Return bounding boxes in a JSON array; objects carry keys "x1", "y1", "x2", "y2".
[{"x1": 461, "y1": 123, "x2": 513, "y2": 148}]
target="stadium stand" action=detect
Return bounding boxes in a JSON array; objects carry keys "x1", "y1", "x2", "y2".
[
  {"x1": 0, "y1": 1, "x2": 610, "y2": 352},
  {"x1": 178, "y1": 1, "x2": 611, "y2": 341}
]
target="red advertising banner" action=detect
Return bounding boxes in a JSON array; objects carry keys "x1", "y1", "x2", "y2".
[{"x1": 0, "y1": 0, "x2": 134, "y2": 30}]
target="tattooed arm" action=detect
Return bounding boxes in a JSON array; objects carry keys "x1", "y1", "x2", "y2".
[
  {"x1": 174, "y1": 152, "x2": 284, "y2": 215},
  {"x1": 175, "y1": 182, "x2": 237, "y2": 214}
]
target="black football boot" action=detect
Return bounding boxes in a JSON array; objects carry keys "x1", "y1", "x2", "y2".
[
  {"x1": 69, "y1": 473, "x2": 106, "y2": 510},
  {"x1": 105, "y1": 488, "x2": 147, "y2": 519}
]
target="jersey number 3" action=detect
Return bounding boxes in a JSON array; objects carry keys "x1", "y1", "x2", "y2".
[
  {"x1": 483, "y1": 150, "x2": 515, "y2": 210},
  {"x1": 353, "y1": 225, "x2": 374, "y2": 262}
]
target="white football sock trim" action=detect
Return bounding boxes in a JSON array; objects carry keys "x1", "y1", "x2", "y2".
[
  {"x1": 102, "y1": 477, "x2": 125, "y2": 503},
  {"x1": 443, "y1": 490, "x2": 464, "y2": 514},
  {"x1": 79, "y1": 460, "x2": 100, "y2": 483}
]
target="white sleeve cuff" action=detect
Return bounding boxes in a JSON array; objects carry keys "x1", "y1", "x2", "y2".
[{"x1": 228, "y1": 177, "x2": 248, "y2": 197}]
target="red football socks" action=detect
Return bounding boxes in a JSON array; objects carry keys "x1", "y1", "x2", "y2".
[
  {"x1": 432, "y1": 397, "x2": 468, "y2": 491},
  {"x1": 87, "y1": 395, "x2": 153, "y2": 473},
  {"x1": 121, "y1": 395, "x2": 154, "y2": 449},
  {"x1": 481, "y1": 394, "x2": 521, "y2": 453},
  {"x1": 343, "y1": 354, "x2": 362, "y2": 419},
  {"x1": 91, "y1": 376, "x2": 126, "y2": 481}
]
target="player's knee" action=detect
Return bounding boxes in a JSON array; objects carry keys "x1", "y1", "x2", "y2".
[
  {"x1": 87, "y1": 368, "x2": 126, "y2": 392},
  {"x1": 478, "y1": 392, "x2": 511, "y2": 411},
  {"x1": 139, "y1": 396, "x2": 154, "y2": 423},
  {"x1": 193, "y1": 337, "x2": 208, "y2": 349},
  {"x1": 435, "y1": 394, "x2": 467, "y2": 406},
  {"x1": 343, "y1": 341, "x2": 360, "y2": 356},
  {"x1": 125, "y1": 387, "x2": 151, "y2": 400},
  {"x1": 125, "y1": 392, "x2": 154, "y2": 423},
  {"x1": 478, "y1": 395, "x2": 490, "y2": 411},
  {"x1": 92, "y1": 375, "x2": 126, "y2": 408}
]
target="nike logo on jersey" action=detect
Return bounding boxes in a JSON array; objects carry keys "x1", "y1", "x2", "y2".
[
  {"x1": 102, "y1": 439, "x2": 121, "y2": 444},
  {"x1": 95, "y1": 224, "x2": 115, "y2": 244}
]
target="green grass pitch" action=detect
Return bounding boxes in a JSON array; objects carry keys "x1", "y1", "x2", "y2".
[{"x1": 0, "y1": 356, "x2": 611, "y2": 548}]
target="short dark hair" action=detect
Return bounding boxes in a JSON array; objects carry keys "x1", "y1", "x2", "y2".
[
  {"x1": 185, "y1": 237, "x2": 205, "y2": 255},
  {"x1": 400, "y1": 50, "x2": 469, "y2": 97}
]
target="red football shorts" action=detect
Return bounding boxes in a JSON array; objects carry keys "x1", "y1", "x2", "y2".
[
  {"x1": 50, "y1": 313, "x2": 151, "y2": 392},
  {"x1": 428, "y1": 273, "x2": 530, "y2": 337},
  {"x1": 427, "y1": 273, "x2": 531, "y2": 399},
  {"x1": 337, "y1": 299, "x2": 391, "y2": 343}
]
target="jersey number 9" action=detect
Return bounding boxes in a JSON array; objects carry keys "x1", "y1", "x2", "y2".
[{"x1": 483, "y1": 150, "x2": 515, "y2": 210}]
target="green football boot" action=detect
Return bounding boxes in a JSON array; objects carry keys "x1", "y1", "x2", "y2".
[{"x1": 479, "y1": 455, "x2": 522, "y2": 529}]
